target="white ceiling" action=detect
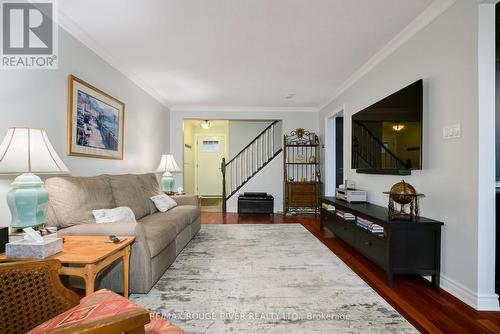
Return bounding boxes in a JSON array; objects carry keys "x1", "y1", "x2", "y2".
[{"x1": 59, "y1": 0, "x2": 437, "y2": 109}]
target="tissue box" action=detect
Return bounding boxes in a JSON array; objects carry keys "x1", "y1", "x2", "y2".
[{"x1": 6, "y1": 237, "x2": 63, "y2": 259}]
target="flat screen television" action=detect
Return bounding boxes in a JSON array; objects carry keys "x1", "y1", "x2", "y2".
[{"x1": 351, "y1": 79, "x2": 423, "y2": 175}]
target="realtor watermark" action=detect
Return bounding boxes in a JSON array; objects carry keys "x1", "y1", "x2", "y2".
[
  {"x1": 150, "y1": 311, "x2": 351, "y2": 323},
  {"x1": 1, "y1": 0, "x2": 58, "y2": 69}
]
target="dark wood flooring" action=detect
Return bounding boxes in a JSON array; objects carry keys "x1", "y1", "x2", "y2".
[{"x1": 201, "y1": 212, "x2": 500, "y2": 334}]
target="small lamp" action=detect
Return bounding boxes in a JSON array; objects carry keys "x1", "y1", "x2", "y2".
[
  {"x1": 0, "y1": 128, "x2": 70, "y2": 229},
  {"x1": 156, "y1": 154, "x2": 180, "y2": 193},
  {"x1": 200, "y1": 120, "x2": 211, "y2": 129},
  {"x1": 392, "y1": 122, "x2": 405, "y2": 132}
]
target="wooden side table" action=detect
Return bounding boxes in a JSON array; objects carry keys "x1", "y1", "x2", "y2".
[{"x1": 1, "y1": 236, "x2": 135, "y2": 298}]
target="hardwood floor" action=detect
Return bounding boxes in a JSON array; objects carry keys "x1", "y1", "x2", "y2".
[{"x1": 201, "y1": 212, "x2": 500, "y2": 334}]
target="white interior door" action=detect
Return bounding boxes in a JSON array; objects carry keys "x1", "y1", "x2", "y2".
[{"x1": 196, "y1": 135, "x2": 225, "y2": 197}]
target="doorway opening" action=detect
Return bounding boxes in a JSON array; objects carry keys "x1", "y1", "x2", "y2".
[
  {"x1": 183, "y1": 119, "x2": 275, "y2": 212},
  {"x1": 325, "y1": 108, "x2": 345, "y2": 196},
  {"x1": 183, "y1": 120, "x2": 228, "y2": 212}
]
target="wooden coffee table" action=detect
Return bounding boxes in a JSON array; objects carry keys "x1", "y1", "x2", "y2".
[{"x1": 1, "y1": 236, "x2": 135, "y2": 298}]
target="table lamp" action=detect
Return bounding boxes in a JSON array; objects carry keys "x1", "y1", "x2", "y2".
[
  {"x1": 156, "y1": 154, "x2": 180, "y2": 193},
  {"x1": 0, "y1": 128, "x2": 70, "y2": 229}
]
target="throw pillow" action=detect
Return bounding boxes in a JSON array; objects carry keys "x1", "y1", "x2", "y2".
[
  {"x1": 92, "y1": 207, "x2": 137, "y2": 224},
  {"x1": 150, "y1": 194, "x2": 177, "y2": 212}
]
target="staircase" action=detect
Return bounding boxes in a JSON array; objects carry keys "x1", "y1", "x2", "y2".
[
  {"x1": 221, "y1": 120, "x2": 283, "y2": 212},
  {"x1": 352, "y1": 121, "x2": 409, "y2": 170}
]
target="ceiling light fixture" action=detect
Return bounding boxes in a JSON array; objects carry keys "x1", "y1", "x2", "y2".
[
  {"x1": 200, "y1": 120, "x2": 211, "y2": 129},
  {"x1": 392, "y1": 122, "x2": 405, "y2": 132}
]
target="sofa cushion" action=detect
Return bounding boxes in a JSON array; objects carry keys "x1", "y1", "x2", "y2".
[
  {"x1": 45, "y1": 176, "x2": 115, "y2": 228},
  {"x1": 157, "y1": 205, "x2": 200, "y2": 234},
  {"x1": 150, "y1": 194, "x2": 177, "y2": 212},
  {"x1": 93, "y1": 207, "x2": 136, "y2": 224},
  {"x1": 139, "y1": 213, "x2": 178, "y2": 257},
  {"x1": 136, "y1": 173, "x2": 163, "y2": 214},
  {"x1": 106, "y1": 174, "x2": 153, "y2": 220}
]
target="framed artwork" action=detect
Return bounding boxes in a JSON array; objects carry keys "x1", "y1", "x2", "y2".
[{"x1": 67, "y1": 75, "x2": 124, "y2": 160}]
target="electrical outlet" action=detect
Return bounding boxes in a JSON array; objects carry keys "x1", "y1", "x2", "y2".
[{"x1": 443, "y1": 124, "x2": 461, "y2": 139}]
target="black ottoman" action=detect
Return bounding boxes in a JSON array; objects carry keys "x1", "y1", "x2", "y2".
[{"x1": 238, "y1": 192, "x2": 274, "y2": 214}]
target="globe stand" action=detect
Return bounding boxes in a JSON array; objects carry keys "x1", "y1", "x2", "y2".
[
  {"x1": 384, "y1": 180, "x2": 424, "y2": 222},
  {"x1": 386, "y1": 194, "x2": 423, "y2": 221}
]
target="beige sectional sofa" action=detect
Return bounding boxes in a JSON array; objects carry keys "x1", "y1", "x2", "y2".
[{"x1": 44, "y1": 173, "x2": 200, "y2": 294}]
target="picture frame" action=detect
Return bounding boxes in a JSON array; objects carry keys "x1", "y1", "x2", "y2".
[{"x1": 67, "y1": 75, "x2": 125, "y2": 160}]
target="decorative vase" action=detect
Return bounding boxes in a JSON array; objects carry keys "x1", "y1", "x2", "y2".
[
  {"x1": 7, "y1": 173, "x2": 48, "y2": 229},
  {"x1": 161, "y1": 171, "x2": 175, "y2": 193}
]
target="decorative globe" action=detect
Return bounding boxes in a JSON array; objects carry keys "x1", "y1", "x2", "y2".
[{"x1": 389, "y1": 180, "x2": 416, "y2": 205}]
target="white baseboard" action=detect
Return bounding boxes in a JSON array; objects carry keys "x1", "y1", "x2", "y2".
[{"x1": 440, "y1": 274, "x2": 499, "y2": 311}]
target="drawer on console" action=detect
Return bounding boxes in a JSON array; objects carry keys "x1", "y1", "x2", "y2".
[
  {"x1": 320, "y1": 208, "x2": 331, "y2": 222},
  {"x1": 290, "y1": 192, "x2": 317, "y2": 205},
  {"x1": 291, "y1": 183, "x2": 316, "y2": 193},
  {"x1": 332, "y1": 219, "x2": 357, "y2": 246},
  {"x1": 356, "y1": 231, "x2": 387, "y2": 269}
]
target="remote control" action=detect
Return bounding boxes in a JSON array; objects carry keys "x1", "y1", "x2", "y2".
[{"x1": 109, "y1": 235, "x2": 120, "y2": 244}]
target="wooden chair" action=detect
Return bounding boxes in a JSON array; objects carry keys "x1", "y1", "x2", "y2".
[{"x1": 0, "y1": 259, "x2": 151, "y2": 334}]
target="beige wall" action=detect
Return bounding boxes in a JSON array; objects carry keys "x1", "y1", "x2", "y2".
[
  {"x1": 183, "y1": 120, "x2": 229, "y2": 195},
  {"x1": 183, "y1": 121, "x2": 195, "y2": 194}
]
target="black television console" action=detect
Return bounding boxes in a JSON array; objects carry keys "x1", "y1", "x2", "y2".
[{"x1": 321, "y1": 197, "x2": 443, "y2": 287}]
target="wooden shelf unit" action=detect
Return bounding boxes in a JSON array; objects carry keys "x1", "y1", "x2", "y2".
[{"x1": 283, "y1": 129, "x2": 321, "y2": 215}]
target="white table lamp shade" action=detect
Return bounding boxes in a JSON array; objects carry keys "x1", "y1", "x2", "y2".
[
  {"x1": 156, "y1": 154, "x2": 180, "y2": 173},
  {"x1": 0, "y1": 128, "x2": 70, "y2": 175}
]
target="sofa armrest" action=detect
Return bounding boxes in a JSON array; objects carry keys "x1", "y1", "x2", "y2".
[{"x1": 171, "y1": 194, "x2": 199, "y2": 207}]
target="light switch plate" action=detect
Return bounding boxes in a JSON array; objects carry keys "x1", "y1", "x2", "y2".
[{"x1": 443, "y1": 124, "x2": 461, "y2": 139}]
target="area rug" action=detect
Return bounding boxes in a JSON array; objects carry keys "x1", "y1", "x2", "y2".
[{"x1": 131, "y1": 224, "x2": 417, "y2": 333}]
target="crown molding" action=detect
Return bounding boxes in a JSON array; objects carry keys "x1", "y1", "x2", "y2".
[
  {"x1": 57, "y1": 10, "x2": 171, "y2": 108},
  {"x1": 318, "y1": 0, "x2": 457, "y2": 111},
  {"x1": 58, "y1": 10, "x2": 317, "y2": 114},
  {"x1": 170, "y1": 105, "x2": 319, "y2": 113},
  {"x1": 59, "y1": 0, "x2": 456, "y2": 114}
]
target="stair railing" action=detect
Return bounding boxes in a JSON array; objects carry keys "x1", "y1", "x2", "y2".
[
  {"x1": 352, "y1": 121, "x2": 409, "y2": 170},
  {"x1": 221, "y1": 120, "x2": 282, "y2": 212}
]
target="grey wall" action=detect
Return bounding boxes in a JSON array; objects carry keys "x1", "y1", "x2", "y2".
[
  {"x1": 496, "y1": 3, "x2": 500, "y2": 181},
  {"x1": 320, "y1": 0, "x2": 488, "y2": 308},
  {"x1": 0, "y1": 27, "x2": 170, "y2": 227}
]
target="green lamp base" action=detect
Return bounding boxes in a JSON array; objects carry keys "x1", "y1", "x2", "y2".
[
  {"x1": 161, "y1": 172, "x2": 175, "y2": 193},
  {"x1": 7, "y1": 173, "x2": 48, "y2": 229}
]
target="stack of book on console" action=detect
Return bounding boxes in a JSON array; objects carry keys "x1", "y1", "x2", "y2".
[
  {"x1": 336, "y1": 210, "x2": 355, "y2": 221},
  {"x1": 356, "y1": 217, "x2": 384, "y2": 236},
  {"x1": 322, "y1": 203, "x2": 335, "y2": 211}
]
